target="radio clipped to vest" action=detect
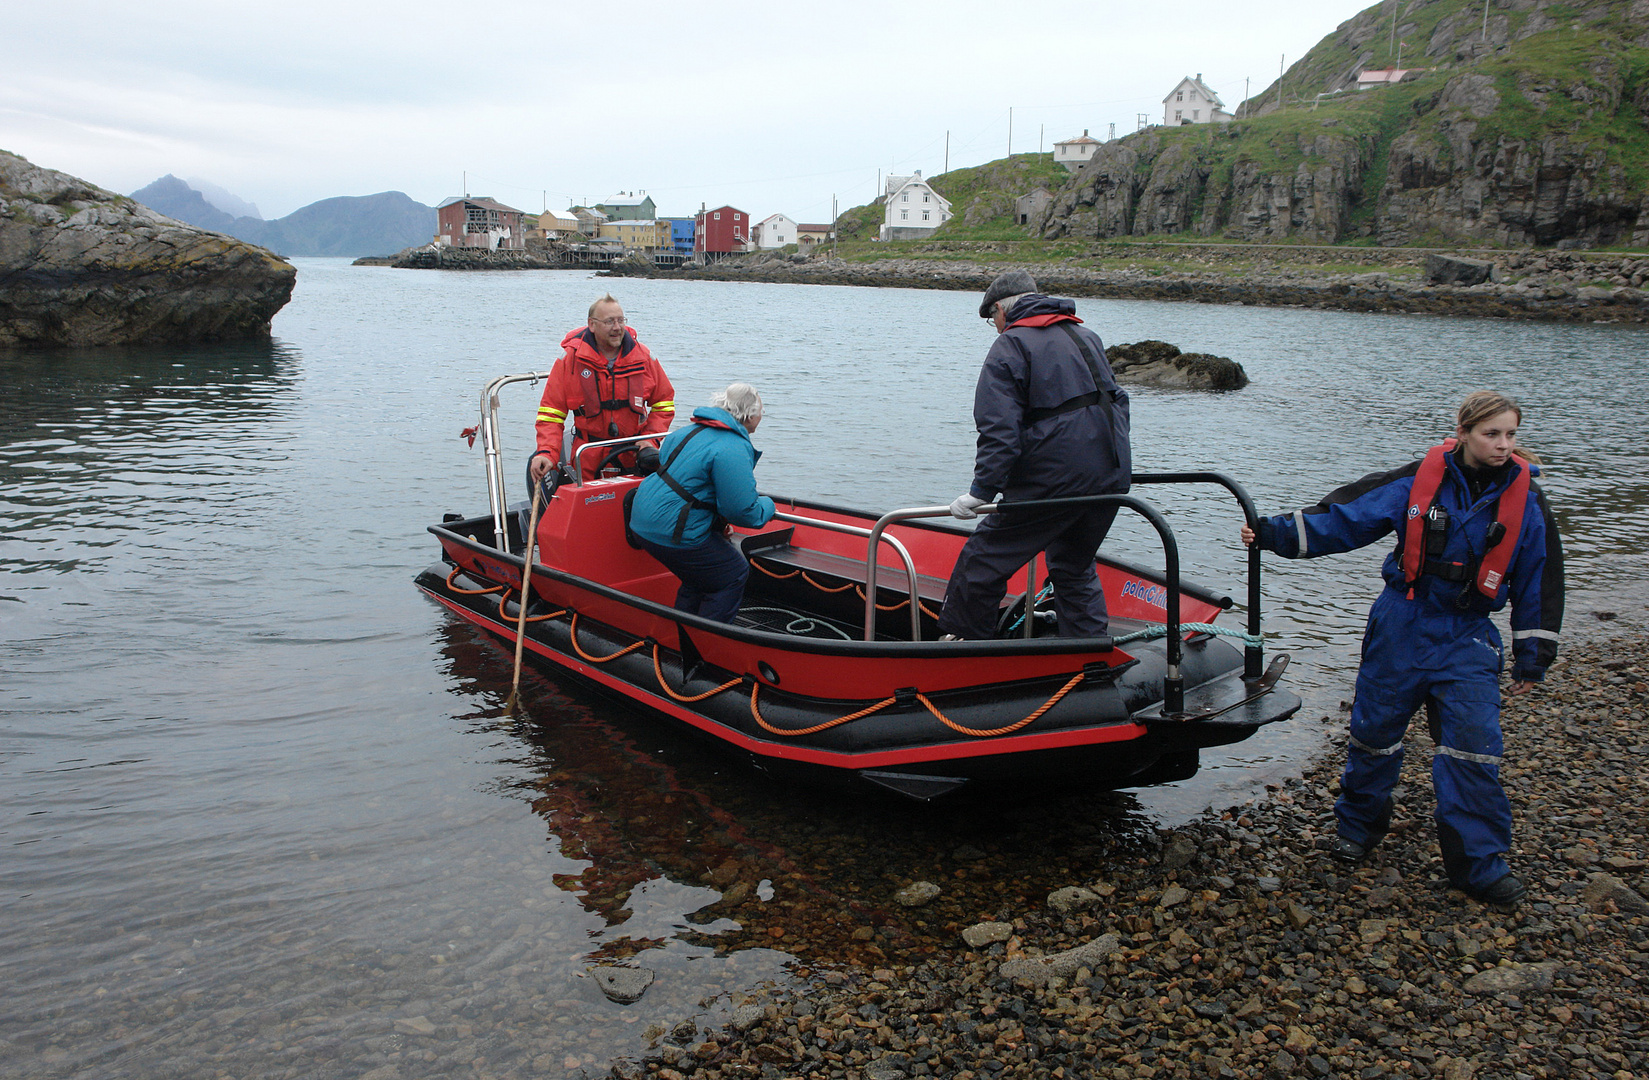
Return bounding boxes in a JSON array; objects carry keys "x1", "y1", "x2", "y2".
[{"x1": 1400, "y1": 438, "x2": 1530, "y2": 601}]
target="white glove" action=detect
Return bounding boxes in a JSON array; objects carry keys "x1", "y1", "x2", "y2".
[{"x1": 949, "y1": 493, "x2": 988, "y2": 520}]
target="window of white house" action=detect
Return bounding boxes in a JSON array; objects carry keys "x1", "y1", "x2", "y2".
[
  {"x1": 901, "y1": 210, "x2": 908, "y2": 220},
  {"x1": 923, "y1": 194, "x2": 929, "y2": 202},
  {"x1": 922, "y1": 210, "x2": 930, "y2": 220},
  {"x1": 902, "y1": 193, "x2": 908, "y2": 201},
  {"x1": 1175, "y1": 110, "x2": 1182, "y2": 122},
  {"x1": 1176, "y1": 91, "x2": 1183, "y2": 101}
]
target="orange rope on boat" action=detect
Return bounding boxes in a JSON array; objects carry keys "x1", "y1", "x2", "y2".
[
  {"x1": 749, "y1": 558, "x2": 938, "y2": 618},
  {"x1": 852, "y1": 585, "x2": 940, "y2": 618},
  {"x1": 802, "y1": 571, "x2": 855, "y2": 593},
  {"x1": 916, "y1": 671, "x2": 1088, "y2": 737},
  {"x1": 447, "y1": 564, "x2": 505, "y2": 595},
  {"x1": 749, "y1": 683, "x2": 899, "y2": 737},
  {"x1": 650, "y1": 645, "x2": 742, "y2": 703},
  {"x1": 496, "y1": 589, "x2": 566, "y2": 624},
  {"x1": 568, "y1": 612, "x2": 648, "y2": 663},
  {"x1": 750, "y1": 561, "x2": 799, "y2": 580}
]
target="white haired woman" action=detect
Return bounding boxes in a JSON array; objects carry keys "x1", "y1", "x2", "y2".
[
  {"x1": 627, "y1": 384, "x2": 775, "y2": 623},
  {"x1": 1242, "y1": 391, "x2": 1564, "y2": 910}
]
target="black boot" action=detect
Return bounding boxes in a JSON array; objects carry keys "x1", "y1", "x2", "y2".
[
  {"x1": 1330, "y1": 794, "x2": 1395, "y2": 865},
  {"x1": 1462, "y1": 874, "x2": 1528, "y2": 911}
]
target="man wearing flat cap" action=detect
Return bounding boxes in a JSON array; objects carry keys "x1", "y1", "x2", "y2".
[{"x1": 937, "y1": 270, "x2": 1132, "y2": 640}]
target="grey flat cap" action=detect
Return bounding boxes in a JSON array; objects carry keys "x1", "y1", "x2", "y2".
[{"x1": 979, "y1": 269, "x2": 1038, "y2": 318}]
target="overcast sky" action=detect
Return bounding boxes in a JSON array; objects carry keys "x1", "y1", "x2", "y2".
[{"x1": 4, "y1": 0, "x2": 1375, "y2": 223}]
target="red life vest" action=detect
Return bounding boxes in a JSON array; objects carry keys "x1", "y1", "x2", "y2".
[
  {"x1": 1400, "y1": 438, "x2": 1530, "y2": 599},
  {"x1": 572, "y1": 357, "x2": 648, "y2": 427}
]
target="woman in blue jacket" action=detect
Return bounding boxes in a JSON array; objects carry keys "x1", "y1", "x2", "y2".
[
  {"x1": 628, "y1": 383, "x2": 776, "y2": 624},
  {"x1": 1242, "y1": 391, "x2": 1563, "y2": 910}
]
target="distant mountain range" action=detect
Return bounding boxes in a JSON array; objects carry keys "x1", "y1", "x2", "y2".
[{"x1": 129, "y1": 176, "x2": 436, "y2": 257}]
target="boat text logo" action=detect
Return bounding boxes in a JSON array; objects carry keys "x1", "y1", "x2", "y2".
[{"x1": 1120, "y1": 579, "x2": 1168, "y2": 608}]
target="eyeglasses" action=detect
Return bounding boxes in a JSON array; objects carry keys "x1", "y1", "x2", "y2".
[{"x1": 592, "y1": 316, "x2": 626, "y2": 327}]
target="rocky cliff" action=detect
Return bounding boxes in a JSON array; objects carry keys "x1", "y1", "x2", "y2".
[
  {"x1": 1, "y1": 151, "x2": 295, "y2": 348},
  {"x1": 1039, "y1": 0, "x2": 1649, "y2": 248}
]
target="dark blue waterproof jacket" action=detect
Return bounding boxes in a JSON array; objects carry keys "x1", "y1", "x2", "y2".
[
  {"x1": 968, "y1": 294, "x2": 1131, "y2": 502},
  {"x1": 628, "y1": 407, "x2": 776, "y2": 548},
  {"x1": 1255, "y1": 449, "x2": 1563, "y2": 681}
]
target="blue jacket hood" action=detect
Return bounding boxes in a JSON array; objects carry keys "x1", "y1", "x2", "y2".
[{"x1": 628, "y1": 405, "x2": 775, "y2": 547}]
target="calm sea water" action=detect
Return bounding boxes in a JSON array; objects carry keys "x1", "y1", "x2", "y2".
[{"x1": 3, "y1": 259, "x2": 1646, "y2": 1078}]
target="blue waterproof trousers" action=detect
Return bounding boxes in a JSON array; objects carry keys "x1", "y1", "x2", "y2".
[
  {"x1": 1339, "y1": 588, "x2": 1513, "y2": 891},
  {"x1": 937, "y1": 504, "x2": 1118, "y2": 640},
  {"x1": 636, "y1": 533, "x2": 750, "y2": 625}
]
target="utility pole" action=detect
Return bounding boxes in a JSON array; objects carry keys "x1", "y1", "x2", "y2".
[
  {"x1": 1245, "y1": 77, "x2": 1250, "y2": 116},
  {"x1": 1277, "y1": 55, "x2": 1284, "y2": 110},
  {"x1": 1390, "y1": 0, "x2": 1398, "y2": 61},
  {"x1": 1483, "y1": 0, "x2": 1491, "y2": 41},
  {"x1": 1039, "y1": 123, "x2": 1044, "y2": 155},
  {"x1": 463, "y1": 171, "x2": 467, "y2": 197},
  {"x1": 1108, "y1": 122, "x2": 1116, "y2": 141},
  {"x1": 832, "y1": 194, "x2": 838, "y2": 259},
  {"x1": 944, "y1": 131, "x2": 949, "y2": 176},
  {"x1": 1008, "y1": 107, "x2": 1013, "y2": 159}
]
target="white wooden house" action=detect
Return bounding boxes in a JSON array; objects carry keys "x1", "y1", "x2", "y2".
[
  {"x1": 880, "y1": 171, "x2": 952, "y2": 240},
  {"x1": 1054, "y1": 130, "x2": 1102, "y2": 172},
  {"x1": 753, "y1": 213, "x2": 797, "y2": 249},
  {"x1": 1162, "y1": 75, "x2": 1234, "y2": 126}
]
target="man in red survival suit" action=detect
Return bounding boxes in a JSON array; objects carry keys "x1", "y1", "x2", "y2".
[{"x1": 528, "y1": 294, "x2": 676, "y2": 484}]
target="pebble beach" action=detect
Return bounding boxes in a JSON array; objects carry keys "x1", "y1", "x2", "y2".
[{"x1": 619, "y1": 625, "x2": 1649, "y2": 1080}]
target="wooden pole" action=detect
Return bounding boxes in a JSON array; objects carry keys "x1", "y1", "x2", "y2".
[{"x1": 504, "y1": 484, "x2": 544, "y2": 715}]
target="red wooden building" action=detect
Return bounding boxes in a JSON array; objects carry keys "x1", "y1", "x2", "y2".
[
  {"x1": 435, "y1": 196, "x2": 525, "y2": 250},
  {"x1": 693, "y1": 205, "x2": 750, "y2": 258}
]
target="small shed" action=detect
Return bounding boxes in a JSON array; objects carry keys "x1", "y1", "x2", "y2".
[{"x1": 1014, "y1": 188, "x2": 1052, "y2": 227}]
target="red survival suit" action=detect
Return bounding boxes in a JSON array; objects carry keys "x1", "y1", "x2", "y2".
[{"x1": 534, "y1": 326, "x2": 675, "y2": 481}]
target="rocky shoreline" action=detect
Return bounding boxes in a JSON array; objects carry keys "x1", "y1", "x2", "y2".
[
  {"x1": 608, "y1": 245, "x2": 1649, "y2": 325},
  {"x1": 617, "y1": 627, "x2": 1648, "y2": 1080}
]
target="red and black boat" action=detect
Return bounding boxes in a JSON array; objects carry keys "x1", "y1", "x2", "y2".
[{"x1": 416, "y1": 373, "x2": 1301, "y2": 800}]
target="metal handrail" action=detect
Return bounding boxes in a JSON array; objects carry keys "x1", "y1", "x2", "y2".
[
  {"x1": 867, "y1": 495, "x2": 1186, "y2": 712},
  {"x1": 479, "y1": 372, "x2": 553, "y2": 555},
  {"x1": 770, "y1": 511, "x2": 924, "y2": 642},
  {"x1": 570, "y1": 434, "x2": 667, "y2": 486},
  {"x1": 1130, "y1": 471, "x2": 1264, "y2": 680}
]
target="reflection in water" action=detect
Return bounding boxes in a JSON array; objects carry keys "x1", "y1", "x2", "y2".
[
  {"x1": 435, "y1": 618, "x2": 1167, "y2": 975},
  {"x1": 0, "y1": 342, "x2": 299, "y2": 581}
]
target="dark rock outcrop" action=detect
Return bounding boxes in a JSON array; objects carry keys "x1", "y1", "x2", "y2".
[
  {"x1": 1425, "y1": 253, "x2": 1494, "y2": 285},
  {"x1": 2, "y1": 150, "x2": 295, "y2": 348},
  {"x1": 1106, "y1": 340, "x2": 1250, "y2": 390}
]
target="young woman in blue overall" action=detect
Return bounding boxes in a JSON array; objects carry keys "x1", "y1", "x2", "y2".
[{"x1": 1242, "y1": 392, "x2": 1564, "y2": 909}]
